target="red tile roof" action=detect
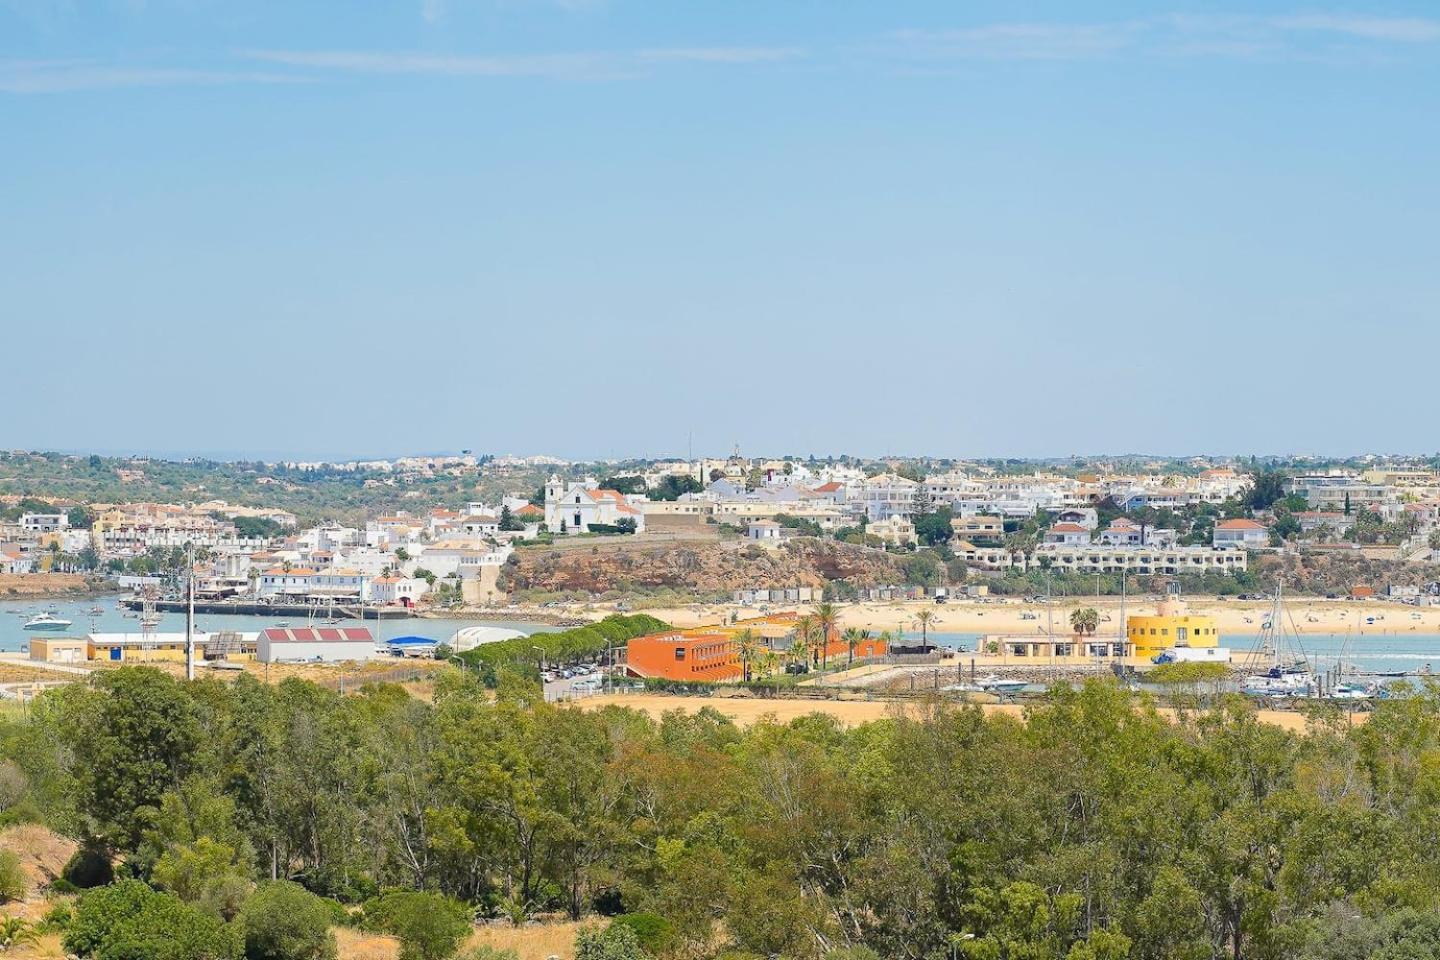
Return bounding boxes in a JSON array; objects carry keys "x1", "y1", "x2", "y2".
[
  {"x1": 262, "y1": 627, "x2": 374, "y2": 643},
  {"x1": 1216, "y1": 519, "x2": 1266, "y2": 529}
]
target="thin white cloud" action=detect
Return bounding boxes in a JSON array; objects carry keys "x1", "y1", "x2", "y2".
[
  {"x1": 889, "y1": 13, "x2": 1440, "y2": 63},
  {"x1": 1272, "y1": 14, "x2": 1440, "y2": 42},
  {"x1": 0, "y1": 58, "x2": 300, "y2": 93},
  {"x1": 243, "y1": 45, "x2": 805, "y2": 78},
  {"x1": 635, "y1": 46, "x2": 804, "y2": 64},
  {"x1": 244, "y1": 48, "x2": 608, "y2": 78},
  {"x1": 891, "y1": 22, "x2": 1144, "y2": 61}
]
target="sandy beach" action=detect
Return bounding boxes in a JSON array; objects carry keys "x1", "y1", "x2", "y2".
[{"x1": 637, "y1": 596, "x2": 1440, "y2": 639}]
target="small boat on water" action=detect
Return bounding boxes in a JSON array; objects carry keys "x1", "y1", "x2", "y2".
[
  {"x1": 1329, "y1": 681, "x2": 1378, "y2": 702},
  {"x1": 88, "y1": 606, "x2": 104, "y2": 616},
  {"x1": 23, "y1": 613, "x2": 73, "y2": 631}
]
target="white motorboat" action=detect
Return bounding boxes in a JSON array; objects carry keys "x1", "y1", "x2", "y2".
[
  {"x1": 977, "y1": 675, "x2": 1028, "y2": 694},
  {"x1": 23, "y1": 613, "x2": 73, "y2": 631}
]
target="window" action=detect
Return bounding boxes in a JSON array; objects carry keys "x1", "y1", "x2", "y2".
[{"x1": 675, "y1": 648, "x2": 686, "y2": 661}]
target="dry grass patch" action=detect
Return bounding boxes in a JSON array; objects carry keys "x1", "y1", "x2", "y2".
[
  {"x1": 465, "y1": 919, "x2": 592, "y2": 960},
  {"x1": 335, "y1": 926, "x2": 400, "y2": 960},
  {"x1": 0, "y1": 825, "x2": 77, "y2": 891}
]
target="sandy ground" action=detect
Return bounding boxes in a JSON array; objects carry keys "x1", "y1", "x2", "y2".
[
  {"x1": 0, "y1": 574, "x2": 97, "y2": 599},
  {"x1": 335, "y1": 919, "x2": 589, "y2": 960},
  {"x1": 580, "y1": 691, "x2": 1333, "y2": 734},
  {"x1": 639, "y1": 597, "x2": 1440, "y2": 638}
]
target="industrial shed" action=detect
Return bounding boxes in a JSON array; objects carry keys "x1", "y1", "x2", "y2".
[{"x1": 258, "y1": 626, "x2": 376, "y2": 663}]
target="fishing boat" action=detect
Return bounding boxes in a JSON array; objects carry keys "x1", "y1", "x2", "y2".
[{"x1": 23, "y1": 613, "x2": 73, "y2": 631}]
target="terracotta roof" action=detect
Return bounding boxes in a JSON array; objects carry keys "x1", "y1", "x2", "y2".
[
  {"x1": 1216, "y1": 519, "x2": 1266, "y2": 529},
  {"x1": 516, "y1": 504, "x2": 543, "y2": 516},
  {"x1": 813, "y1": 481, "x2": 843, "y2": 492},
  {"x1": 262, "y1": 627, "x2": 373, "y2": 643},
  {"x1": 1050, "y1": 523, "x2": 1088, "y2": 533}
]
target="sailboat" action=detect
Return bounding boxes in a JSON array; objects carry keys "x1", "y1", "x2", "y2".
[{"x1": 1240, "y1": 581, "x2": 1316, "y2": 698}]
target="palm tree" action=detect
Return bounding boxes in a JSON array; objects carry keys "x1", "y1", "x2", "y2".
[
  {"x1": 813, "y1": 602, "x2": 840, "y2": 669},
  {"x1": 1069, "y1": 607, "x2": 1100, "y2": 635},
  {"x1": 914, "y1": 608, "x2": 938, "y2": 650},
  {"x1": 789, "y1": 636, "x2": 809, "y2": 672},
  {"x1": 793, "y1": 614, "x2": 818, "y2": 667},
  {"x1": 842, "y1": 626, "x2": 869, "y2": 666},
  {"x1": 735, "y1": 628, "x2": 760, "y2": 682}
]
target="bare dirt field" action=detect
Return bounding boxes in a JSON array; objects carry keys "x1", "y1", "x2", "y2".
[
  {"x1": 335, "y1": 919, "x2": 591, "y2": 960},
  {"x1": 0, "y1": 574, "x2": 98, "y2": 599}
]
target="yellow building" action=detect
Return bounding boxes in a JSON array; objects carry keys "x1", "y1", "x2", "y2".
[
  {"x1": 28, "y1": 637, "x2": 88, "y2": 664},
  {"x1": 1125, "y1": 596, "x2": 1221, "y2": 660},
  {"x1": 86, "y1": 632, "x2": 258, "y2": 663}
]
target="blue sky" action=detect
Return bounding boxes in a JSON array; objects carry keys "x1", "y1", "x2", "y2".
[{"x1": 3, "y1": 2, "x2": 1438, "y2": 461}]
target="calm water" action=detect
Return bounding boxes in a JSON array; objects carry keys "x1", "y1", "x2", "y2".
[{"x1": 0, "y1": 595, "x2": 557, "y2": 653}]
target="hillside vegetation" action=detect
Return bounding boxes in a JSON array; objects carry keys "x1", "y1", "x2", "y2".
[{"x1": 6, "y1": 670, "x2": 1440, "y2": 958}]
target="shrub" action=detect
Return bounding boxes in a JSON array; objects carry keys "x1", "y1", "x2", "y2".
[
  {"x1": 240, "y1": 881, "x2": 338, "y2": 960},
  {"x1": 152, "y1": 838, "x2": 250, "y2": 919},
  {"x1": 574, "y1": 923, "x2": 649, "y2": 960},
  {"x1": 0, "y1": 849, "x2": 26, "y2": 903},
  {"x1": 610, "y1": 913, "x2": 674, "y2": 955},
  {"x1": 65, "y1": 879, "x2": 241, "y2": 959},
  {"x1": 0, "y1": 917, "x2": 38, "y2": 951},
  {"x1": 362, "y1": 891, "x2": 471, "y2": 960},
  {"x1": 457, "y1": 949, "x2": 518, "y2": 960}
]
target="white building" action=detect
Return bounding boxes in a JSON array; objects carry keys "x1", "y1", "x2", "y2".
[
  {"x1": 1213, "y1": 519, "x2": 1268, "y2": 547},
  {"x1": 258, "y1": 626, "x2": 376, "y2": 663},
  {"x1": 371, "y1": 575, "x2": 429, "y2": 607},
  {"x1": 747, "y1": 519, "x2": 783, "y2": 542},
  {"x1": 0, "y1": 544, "x2": 34, "y2": 574},
  {"x1": 1044, "y1": 522, "x2": 1091, "y2": 546},
  {"x1": 20, "y1": 513, "x2": 67, "y2": 534},
  {"x1": 543, "y1": 476, "x2": 646, "y2": 534},
  {"x1": 861, "y1": 474, "x2": 918, "y2": 521}
]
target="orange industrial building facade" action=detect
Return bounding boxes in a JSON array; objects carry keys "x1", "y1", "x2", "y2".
[{"x1": 624, "y1": 612, "x2": 888, "y2": 682}]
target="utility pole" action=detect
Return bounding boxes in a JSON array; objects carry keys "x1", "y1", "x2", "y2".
[{"x1": 185, "y1": 542, "x2": 196, "y2": 681}]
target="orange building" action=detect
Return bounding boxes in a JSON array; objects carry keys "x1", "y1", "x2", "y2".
[{"x1": 625, "y1": 612, "x2": 889, "y2": 682}]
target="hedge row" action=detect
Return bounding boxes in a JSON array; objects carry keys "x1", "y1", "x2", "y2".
[{"x1": 459, "y1": 614, "x2": 670, "y2": 683}]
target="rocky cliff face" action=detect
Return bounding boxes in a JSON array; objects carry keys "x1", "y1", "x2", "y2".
[{"x1": 503, "y1": 539, "x2": 906, "y2": 595}]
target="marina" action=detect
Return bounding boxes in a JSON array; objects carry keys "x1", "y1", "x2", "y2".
[{"x1": 0, "y1": 595, "x2": 558, "y2": 657}]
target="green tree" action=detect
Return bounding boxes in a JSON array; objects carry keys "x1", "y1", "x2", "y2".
[
  {"x1": 0, "y1": 851, "x2": 25, "y2": 903},
  {"x1": 240, "y1": 881, "x2": 339, "y2": 960},
  {"x1": 1246, "y1": 470, "x2": 1287, "y2": 511},
  {"x1": 65, "y1": 880, "x2": 241, "y2": 960},
  {"x1": 734, "y1": 629, "x2": 760, "y2": 682},
  {"x1": 911, "y1": 508, "x2": 955, "y2": 547},
  {"x1": 362, "y1": 892, "x2": 471, "y2": 960},
  {"x1": 574, "y1": 923, "x2": 649, "y2": 960},
  {"x1": 812, "y1": 602, "x2": 840, "y2": 669}
]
